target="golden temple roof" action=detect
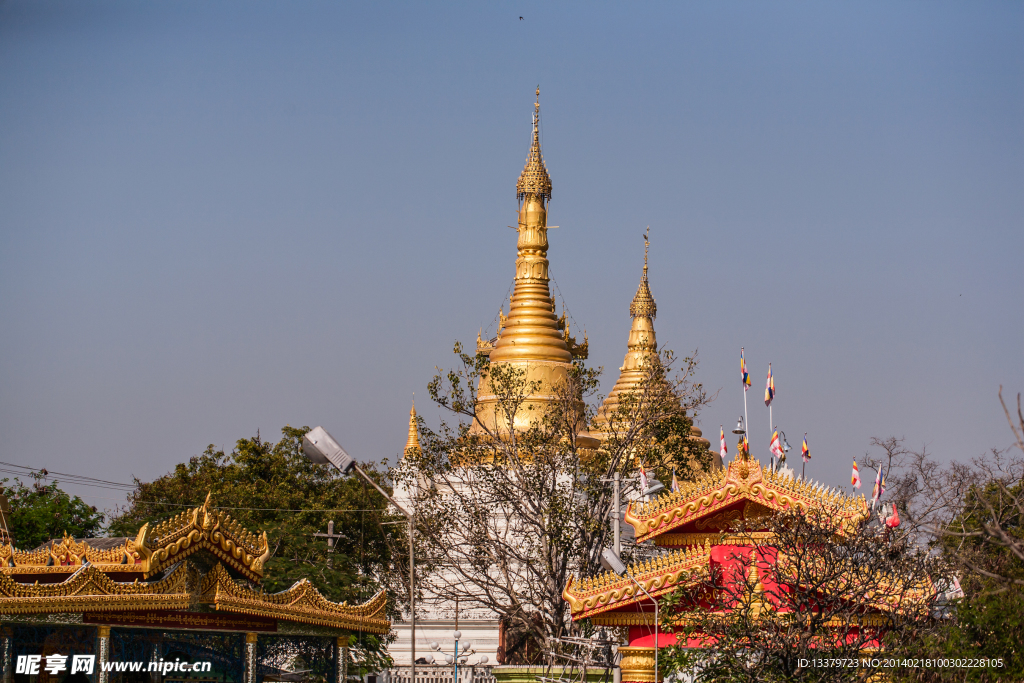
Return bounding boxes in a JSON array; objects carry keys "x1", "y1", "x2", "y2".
[
  {"x1": 625, "y1": 456, "x2": 870, "y2": 543},
  {"x1": 516, "y1": 87, "x2": 552, "y2": 201}
]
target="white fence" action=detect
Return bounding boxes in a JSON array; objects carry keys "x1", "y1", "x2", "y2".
[{"x1": 384, "y1": 665, "x2": 496, "y2": 683}]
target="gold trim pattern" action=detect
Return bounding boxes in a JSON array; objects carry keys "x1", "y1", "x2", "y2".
[{"x1": 654, "y1": 531, "x2": 775, "y2": 547}]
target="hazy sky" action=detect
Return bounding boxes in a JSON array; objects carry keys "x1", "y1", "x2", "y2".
[{"x1": 1, "y1": 1, "x2": 1021, "y2": 513}]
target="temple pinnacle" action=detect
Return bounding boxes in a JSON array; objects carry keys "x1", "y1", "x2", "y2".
[
  {"x1": 517, "y1": 87, "x2": 552, "y2": 201},
  {"x1": 630, "y1": 227, "x2": 657, "y2": 320}
]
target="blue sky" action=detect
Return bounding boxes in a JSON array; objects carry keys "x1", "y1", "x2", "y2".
[{"x1": 1, "y1": 1, "x2": 1021, "y2": 511}]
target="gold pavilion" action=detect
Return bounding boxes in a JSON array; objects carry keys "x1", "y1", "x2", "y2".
[{"x1": 0, "y1": 494, "x2": 389, "y2": 683}]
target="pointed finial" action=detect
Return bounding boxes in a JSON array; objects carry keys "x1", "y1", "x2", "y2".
[
  {"x1": 643, "y1": 226, "x2": 650, "y2": 277},
  {"x1": 517, "y1": 88, "x2": 552, "y2": 201},
  {"x1": 629, "y1": 228, "x2": 656, "y2": 320}
]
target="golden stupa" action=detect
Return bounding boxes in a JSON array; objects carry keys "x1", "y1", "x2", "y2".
[{"x1": 471, "y1": 89, "x2": 585, "y2": 434}]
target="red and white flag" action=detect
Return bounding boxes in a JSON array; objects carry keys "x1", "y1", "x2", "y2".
[
  {"x1": 638, "y1": 462, "x2": 650, "y2": 492},
  {"x1": 851, "y1": 459, "x2": 862, "y2": 489},
  {"x1": 720, "y1": 426, "x2": 728, "y2": 459},
  {"x1": 770, "y1": 428, "x2": 784, "y2": 460}
]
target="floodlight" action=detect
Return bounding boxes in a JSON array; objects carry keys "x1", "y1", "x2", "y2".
[
  {"x1": 732, "y1": 416, "x2": 746, "y2": 435},
  {"x1": 600, "y1": 548, "x2": 627, "y2": 576},
  {"x1": 302, "y1": 426, "x2": 355, "y2": 474},
  {"x1": 643, "y1": 479, "x2": 665, "y2": 497}
]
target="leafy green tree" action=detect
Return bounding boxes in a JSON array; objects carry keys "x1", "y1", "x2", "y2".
[
  {"x1": 108, "y1": 426, "x2": 403, "y2": 670},
  {"x1": 1, "y1": 475, "x2": 105, "y2": 549}
]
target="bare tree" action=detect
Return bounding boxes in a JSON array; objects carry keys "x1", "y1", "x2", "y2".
[
  {"x1": 392, "y1": 344, "x2": 712, "y2": 660},
  {"x1": 660, "y1": 502, "x2": 945, "y2": 683},
  {"x1": 895, "y1": 389, "x2": 1024, "y2": 588}
]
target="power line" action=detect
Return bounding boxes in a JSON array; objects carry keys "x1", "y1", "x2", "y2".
[
  {"x1": 0, "y1": 461, "x2": 397, "y2": 513},
  {"x1": 0, "y1": 462, "x2": 137, "y2": 491}
]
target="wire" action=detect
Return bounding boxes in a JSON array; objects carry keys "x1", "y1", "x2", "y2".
[
  {"x1": 0, "y1": 462, "x2": 396, "y2": 514},
  {"x1": 548, "y1": 272, "x2": 584, "y2": 338},
  {"x1": 0, "y1": 462, "x2": 137, "y2": 492}
]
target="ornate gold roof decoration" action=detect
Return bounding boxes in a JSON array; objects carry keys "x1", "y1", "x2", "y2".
[
  {"x1": 201, "y1": 563, "x2": 389, "y2": 633},
  {"x1": 132, "y1": 493, "x2": 271, "y2": 581},
  {"x1": 562, "y1": 540, "x2": 712, "y2": 620},
  {"x1": 516, "y1": 87, "x2": 552, "y2": 201},
  {"x1": 0, "y1": 532, "x2": 139, "y2": 573},
  {"x1": 625, "y1": 457, "x2": 870, "y2": 543},
  {"x1": 0, "y1": 562, "x2": 191, "y2": 615},
  {"x1": 0, "y1": 494, "x2": 271, "y2": 582}
]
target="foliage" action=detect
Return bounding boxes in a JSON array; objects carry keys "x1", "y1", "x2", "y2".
[
  {"x1": 107, "y1": 426, "x2": 400, "y2": 671},
  {"x1": 395, "y1": 342, "x2": 712, "y2": 661},
  {"x1": 659, "y1": 501, "x2": 943, "y2": 683},
  {"x1": 1, "y1": 475, "x2": 105, "y2": 549}
]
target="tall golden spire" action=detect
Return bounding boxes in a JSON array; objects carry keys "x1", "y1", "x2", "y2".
[
  {"x1": 473, "y1": 89, "x2": 573, "y2": 434},
  {"x1": 404, "y1": 400, "x2": 421, "y2": 457}
]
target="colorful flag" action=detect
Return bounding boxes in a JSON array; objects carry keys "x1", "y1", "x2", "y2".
[
  {"x1": 872, "y1": 466, "x2": 886, "y2": 508},
  {"x1": 801, "y1": 434, "x2": 810, "y2": 463},
  {"x1": 638, "y1": 462, "x2": 650, "y2": 492},
  {"x1": 765, "y1": 363, "x2": 775, "y2": 407},
  {"x1": 769, "y1": 428, "x2": 784, "y2": 460},
  {"x1": 720, "y1": 426, "x2": 728, "y2": 459},
  {"x1": 671, "y1": 469, "x2": 680, "y2": 493},
  {"x1": 740, "y1": 348, "x2": 751, "y2": 391},
  {"x1": 737, "y1": 435, "x2": 749, "y2": 456},
  {"x1": 851, "y1": 459, "x2": 862, "y2": 489}
]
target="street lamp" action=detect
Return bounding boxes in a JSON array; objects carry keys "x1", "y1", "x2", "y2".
[
  {"x1": 429, "y1": 631, "x2": 487, "y2": 682},
  {"x1": 600, "y1": 548, "x2": 658, "y2": 683},
  {"x1": 301, "y1": 426, "x2": 418, "y2": 683}
]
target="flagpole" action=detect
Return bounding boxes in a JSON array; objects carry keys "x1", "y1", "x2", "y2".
[{"x1": 742, "y1": 383, "x2": 749, "y2": 459}]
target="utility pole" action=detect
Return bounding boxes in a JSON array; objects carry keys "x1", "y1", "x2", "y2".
[
  {"x1": 613, "y1": 472, "x2": 621, "y2": 556},
  {"x1": 313, "y1": 520, "x2": 345, "y2": 569}
]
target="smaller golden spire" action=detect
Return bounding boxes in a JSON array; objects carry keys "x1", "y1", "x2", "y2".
[
  {"x1": 404, "y1": 399, "x2": 420, "y2": 457},
  {"x1": 629, "y1": 227, "x2": 657, "y2": 320}
]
